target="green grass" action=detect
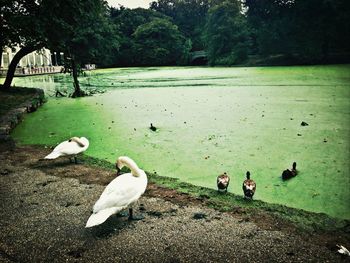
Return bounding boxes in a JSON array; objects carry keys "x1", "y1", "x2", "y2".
[
  {"x1": 0, "y1": 86, "x2": 42, "y2": 116},
  {"x1": 80, "y1": 153, "x2": 350, "y2": 233}
]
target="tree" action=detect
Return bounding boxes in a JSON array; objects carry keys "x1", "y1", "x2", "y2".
[
  {"x1": 205, "y1": 0, "x2": 249, "y2": 65},
  {"x1": 292, "y1": 0, "x2": 350, "y2": 61},
  {"x1": 243, "y1": 0, "x2": 350, "y2": 63},
  {"x1": 1, "y1": 0, "x2": 46, "y2": 89},
  {"x1": 133, "y1": 18, "x2": 189, "y2": 66},
  {"x1": 41, "y1": 0, "x2": 119, "y2": 97},
  {"x1": 1, "y1": 0, "x2": 119, "y2": 97},
  {"x1": 244, "y1": 0, "x2": 302, "y2": 58},
  {"x1": 150, "y1": 0, "x2": 209, "y2": 51},
  {"x1": 110, "y1": 7, "x2": 167, "y2": 66}
]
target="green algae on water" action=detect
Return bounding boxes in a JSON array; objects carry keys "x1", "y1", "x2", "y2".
[{"x1": 9, "y1": 65, "x2": 350, "y2": 219}]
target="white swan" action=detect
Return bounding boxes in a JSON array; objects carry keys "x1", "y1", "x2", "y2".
[
  {"x1": 85, "y1": 156, "x2": 148, "y2": 228},
  {"x1": 337, "y1": 245, "x2": 350, "y2": 256},
  {"x1": 44, "y1": 137, "x2": 89, "y2": 163}
]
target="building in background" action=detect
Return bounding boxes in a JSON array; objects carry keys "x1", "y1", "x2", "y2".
[{"x1": 0, "y1": 46, "x2": 64, "y2": 76}]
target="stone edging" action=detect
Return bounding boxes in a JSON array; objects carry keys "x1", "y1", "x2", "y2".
[{"x1": 0, "y1": 88, "x2": 45, "y2": 140}]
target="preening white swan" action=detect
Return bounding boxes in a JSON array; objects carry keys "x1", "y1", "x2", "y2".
[
  {"x1": 44, "y1": 137, "x2": 89, "y2": 163},
  {"x1": 85, "y1": 156, "x2": 148, "y2": 228},
  {"x1": 337, "y1": 244, "x2": 350, "y2": 256}
]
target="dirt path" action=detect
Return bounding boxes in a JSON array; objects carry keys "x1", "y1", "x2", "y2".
[{"x1": 0, "y1": 141, "x2": 349, "y2": 262}]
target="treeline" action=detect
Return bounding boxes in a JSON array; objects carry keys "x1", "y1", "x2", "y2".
[
  {"x1": 2, "y1": 0, "x2": 350, "y2": 92},
  {"x1": 107, "y1": 0, "x2": 350, "y2": 66}
]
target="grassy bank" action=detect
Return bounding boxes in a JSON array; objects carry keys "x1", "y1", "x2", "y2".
[
  {"x1": 9, "y1": 65, "x2": 350, "y2": 219},
  {"x1": 81, "y1": 154, "x2": 350, "y2": 233},
  {"x1": 0, "y1": 86, "x2": 43, "y2": 116},
  {"x1": 5, "y1": 65, "x2": 350, "y2": 230}
]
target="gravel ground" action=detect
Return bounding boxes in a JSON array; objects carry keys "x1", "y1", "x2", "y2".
[{"x1": 0, "y1": 142, "x2": 349, "y2": 263}]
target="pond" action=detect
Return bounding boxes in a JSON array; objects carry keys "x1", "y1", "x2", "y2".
[{"x1": 4, "y1": 65, "x2": 350, "y2": 219}]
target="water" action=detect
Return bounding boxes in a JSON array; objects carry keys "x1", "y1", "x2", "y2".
[{"x1": 5, "y1": 65, "x2": 350, "y2": 219}]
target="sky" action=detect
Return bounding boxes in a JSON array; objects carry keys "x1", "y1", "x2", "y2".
[{"x1": 106, "y1": 0, "x2": 154, "y2": 9}]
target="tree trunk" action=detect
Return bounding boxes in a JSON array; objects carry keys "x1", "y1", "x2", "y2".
[
  {"x1": 1, "y1": 45, "x2": 40, "y2": 89},
  {"x1": 71, "y1": 58, "x2": 85, "y2": 98},
  {"x1": 321, "y1": 37, "x2": 329, "y2": 62}
]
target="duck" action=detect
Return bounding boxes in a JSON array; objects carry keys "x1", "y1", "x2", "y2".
[
  {"x1": 217, "y1": 172, "x2": 230, "y2": 193},
  {"x1": 44, "y1": 137, "x2": 89, "y2": 163},
  {"x1": 85, "y1": 156, "x2": 148, "y2": 228},
  {"x1": 242, "y1": 171, "x2": 256, "y2": 199},
  {"x1": 281, "y1": 162, "x2": 297, "y2": 180},
  {"x1": 149, "y1": 123, "x2": 157, "y2": 132}
]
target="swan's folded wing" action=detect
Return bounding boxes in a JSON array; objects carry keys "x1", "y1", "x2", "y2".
[
  {"x1": 44, "y1": 141, "x2": 68, "y2": 159},
  {"x1": 86, "y1": 207, "x2": 120, "y2": 228},
  {"x1": 53, "y1": 140, "x2": 85, "y2": 155},
  {"x1": 93, "y1": 174, "x2": 145, "y2": 213}
]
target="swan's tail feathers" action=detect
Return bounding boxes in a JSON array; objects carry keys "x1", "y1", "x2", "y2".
[
  {"x1": 44, "y1": 151, "x2": 61, "y2": 159},
  {"x1": 85, "y1": 207, "x2": 119, "y2": 228}
]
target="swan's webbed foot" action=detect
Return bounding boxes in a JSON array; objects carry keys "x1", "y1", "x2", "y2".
[
  {"x1": 116, "y1": 211, "x2": 129, "y2": 217},
  {"x1": 128, "y1": 208, "x2": 144, "y2": 221},
  {"x1": 74, "y1": 156, "x2": 78, "y2": 164},
  {"x1": 116, "y1": 166, "x2": 121, "y2": 176},
  {"x1": 128, "y1": 215, "x2": 145, "y2": 221}
]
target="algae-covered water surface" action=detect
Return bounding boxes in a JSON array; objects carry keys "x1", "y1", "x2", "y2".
[{"x1": 7, "y1": 65, "x2": 350, "y2": 219}]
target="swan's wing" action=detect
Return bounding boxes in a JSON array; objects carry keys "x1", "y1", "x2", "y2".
[
  {"x1": 93, "y1": 173, "x2": 146, "y2": 213},
  {"x1": 53, "y1": 140, "x2": 86, "y2": 155},
  {"x1": 44, "y1": 141, "x2": 69, "y2": 159},
  {"x1": 86, "y1": 207, "x2": 119, "y2": 228}
]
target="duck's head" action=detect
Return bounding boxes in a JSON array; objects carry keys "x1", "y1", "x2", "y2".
[
  {"x1": 292, "y1": 162, "x2": 297, "y2": 170},
  {"x1": 246, "y1": 171, "x2": 251, "y2": 180}
]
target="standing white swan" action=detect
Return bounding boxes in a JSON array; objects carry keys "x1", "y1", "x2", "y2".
[
  {"x1": 85, "y1": 156, "x2": 148, "y2": 228},
  {"x1": 44, "y1": 137, "x2": 89, "y2": 163}
]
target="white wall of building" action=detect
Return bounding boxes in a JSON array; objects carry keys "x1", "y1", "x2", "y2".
[{"x1": 1, "y1": 46, "x2": 53, "y2": 69}]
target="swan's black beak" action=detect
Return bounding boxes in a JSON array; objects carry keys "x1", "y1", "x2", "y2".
[{"x1": 116, "y1": 166, "x2": 121, "y2": 176}]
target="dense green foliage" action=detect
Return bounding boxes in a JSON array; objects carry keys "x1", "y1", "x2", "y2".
[
  {"x1": 150, "y1": 0, "x2": 209, "y2": 51},
  {"x1": 1, "y1": 0, "x2": 119, "y2": 95},
  {"x1": 244, "y1": 0, "x2": 350, "y2": 64},
  {"x1": 0, "y1": 0, "x2": 45, "y2": 55},
  {"x1": 1, "y1": 0, "x2": 350, "y2": 77},
  {"x1": 110, "y1": 8, "x2": 165, "y2": 66},
  {"x1": 205, "y1": 0, "x2": 249, "y2": 65},
  {"x1": 112, "y1": 0, "x2": 350, "y2": 66},
  {"x1": 40, "y1": 0, "x2": 119, "y2": 96},
  {"x1": 110, "y1": 7, "x2": 188, "y2": 66},
  {"x1": 1, "y1": 0, "x2": 47, "y2": 88},
  {"x1": 133, "y1": 18, "x2": 189, "y2": 65}
]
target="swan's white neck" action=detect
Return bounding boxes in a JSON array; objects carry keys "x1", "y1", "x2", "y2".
[{"x1": 118, "y1": 156, "x2": 142, "y2": 177}]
